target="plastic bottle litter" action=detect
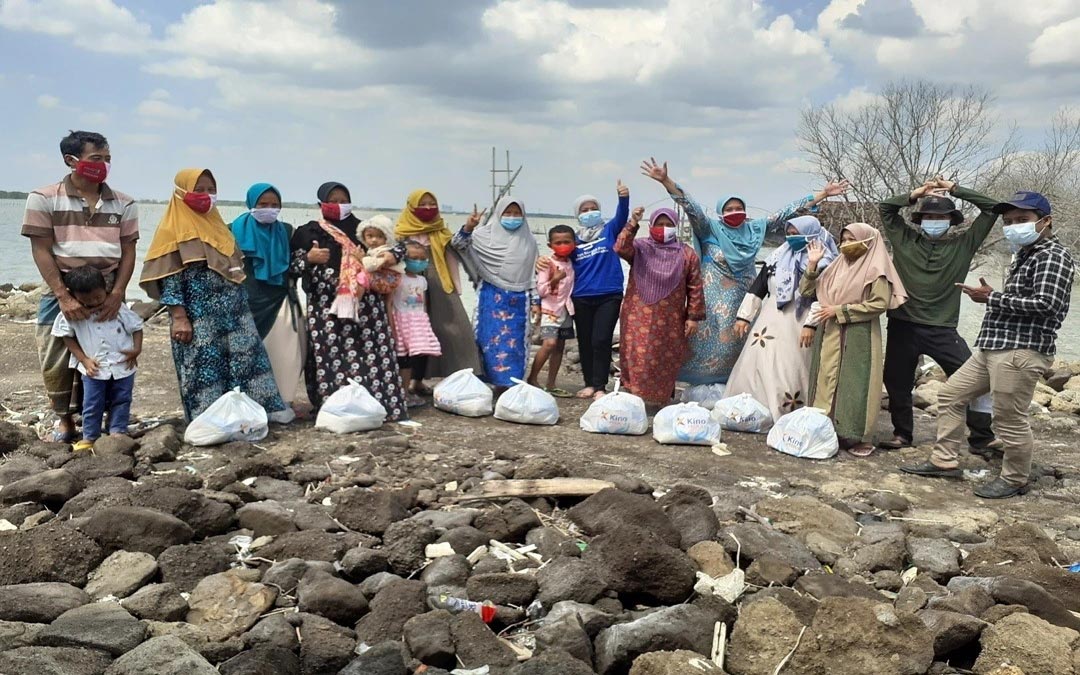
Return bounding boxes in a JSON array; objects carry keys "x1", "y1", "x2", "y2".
[{"x1": 429, "y1": 594, "x2": 497, "y2": 623}]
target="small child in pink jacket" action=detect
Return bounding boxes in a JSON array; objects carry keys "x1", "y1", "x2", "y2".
[{"x1": 527, "y1": 225, "x2": 576, "y2": 396}]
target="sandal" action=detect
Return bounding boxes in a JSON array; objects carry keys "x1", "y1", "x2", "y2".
[
  {"x1": 406, "y1": 394, "x2": 428, "y2": 409},
  {"x1": 48, "y1": 421, "x2": 78, "y2": 444},
  {"x1": 72, "y1": 439, "x2": 94, "y2": 453},
  {"x1": 545, "y1": 387, "x2": 573, "y2": 398},
  {"x1": 876, "y1": 437, "x2": 912, "y2": 451},
  {"x1": 575, "y1": 387, "x2": 596, "y2": 399},
  {"x1": 411, "y1": 383, "x2": 433, "y2": 396},
  {"x1": 847, "y1": 443, "x2": 875, "y2": 458}
]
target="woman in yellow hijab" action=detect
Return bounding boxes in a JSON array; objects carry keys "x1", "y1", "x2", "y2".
[
  {"x1": 139, "y1": 169, "x2": 290, "y2": 423},
  {"x1": 395, "y1": 189, "x2": 481, "y2": 392}
]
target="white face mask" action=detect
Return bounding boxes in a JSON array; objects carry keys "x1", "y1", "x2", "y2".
[
  {"x1": 1002, "y1": 217, "x2": 1045, "y2": 248},
  {"x1": 920, "y1": 218, "x2": 950, "y2": 238},
  {"x1": 250, "y1": 207, "x2": 281, "y2": 224}
]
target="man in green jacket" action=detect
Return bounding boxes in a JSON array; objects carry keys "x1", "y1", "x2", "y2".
[{"x1": 877, "y1": 178, "x2": 1000, "y2": 451}]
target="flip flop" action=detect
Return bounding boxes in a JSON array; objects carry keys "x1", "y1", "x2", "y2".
[
  {"x1": 847, "y1": 444, "x2": 875, "y2": 458},
  {"x1": 545, "y1": 387, "x2": 573, "y2": 398},
  {"x1": 48, "y1": 422, "x2": 78, "y2": 444}
]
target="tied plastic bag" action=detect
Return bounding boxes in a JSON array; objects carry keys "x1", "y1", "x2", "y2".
[
  {"x1": 711, "y1": 393, "x2": 774, "y2": 433},
  {"x1": 653, "y1": 402, "x2": 722, "y2": 446},
  {"x1": 434, "y1": 368, "x2": 493, "y2": 417},
  {"x1": 184, "y1": 387, "x2": 268, "y2": 446},
  {"x1": 679, "y1": 383, "x2": 728, "y2": 410},
  {"x1": 580, "y1": 379, "x2": 648, "y2": 435},
  {"x1": 315, "y1": 379, "x2": 387, "y2": 434},
  {"x1": 766, "y1": 406, "x2": 838, "y2": 459},
  {"x1": 494, "y1": 378, "x2": 560, "y2": 426}
]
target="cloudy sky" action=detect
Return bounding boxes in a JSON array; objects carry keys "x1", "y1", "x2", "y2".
[{"x1": 1, "y1": 0, "x2": 1077, "y2": 215}]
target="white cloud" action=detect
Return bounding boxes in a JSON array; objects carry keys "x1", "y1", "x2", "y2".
[
  {"x1": 135, "y1": 97, "x2": 201, "y2": 123},
  {"x1": 0, "y1": 0, "x2": 151, "y2": 53},
  {"x1": 1030, "y1": 17, "x2": 1080, "y2": 67},
  {"x1": 159, "y1": 0, "x2": 369, "y2": 71},
  {"x1": 36, "y1": 94, "x2": 59, "y2": 108}
]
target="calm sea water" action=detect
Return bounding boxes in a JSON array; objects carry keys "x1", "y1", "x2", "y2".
[{"x1": 2, "y1": 198, "x2": 1077, "y2": 359}]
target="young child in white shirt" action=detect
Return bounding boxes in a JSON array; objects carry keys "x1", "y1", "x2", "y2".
[{"x1": 51, "y1": 266, "x2": 143, "y2": 452}]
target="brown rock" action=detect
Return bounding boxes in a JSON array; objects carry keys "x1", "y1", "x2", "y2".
[{"x1": 186, "y1": 570, "x2": 277, "y2": 641}]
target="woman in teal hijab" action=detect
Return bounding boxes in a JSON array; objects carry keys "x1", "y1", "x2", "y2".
[
  {"x1": 642, "y1": 158, "x2": 849, "y2": 385},
  {"x1": 230, "y1": 183, "x2": 305, "y2": 407}
]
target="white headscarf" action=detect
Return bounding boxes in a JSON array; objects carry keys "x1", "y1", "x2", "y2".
[
  {"x1": 572, "y1": 194, "x2": 604, "y2": 242},
  {"x1": 463, "y1": 196, "x2": 538, "y2": 292}
]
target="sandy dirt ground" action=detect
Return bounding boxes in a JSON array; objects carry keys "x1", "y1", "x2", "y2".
[{"x1": 1, "y1": 318, "x2": 1078, "y2": 547}]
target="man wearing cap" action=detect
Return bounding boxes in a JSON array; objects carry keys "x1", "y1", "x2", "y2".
[
  {"x1": 902, "y1": 190, "x2": 1074, "y2": 498},
  {"x1": 877, "y1": 177, "x2": 999, "y2": 452}
]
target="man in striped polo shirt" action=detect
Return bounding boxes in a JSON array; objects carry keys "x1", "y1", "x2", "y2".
[{"x1": 22, "y1": 131, "x2": 139, "y2": 441}]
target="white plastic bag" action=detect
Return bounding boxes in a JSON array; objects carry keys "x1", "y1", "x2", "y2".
[
  {"x1": 184, "y1": 387, "x2": 269, "y2": 446},
  {"x1": 580, "y1": 380, "x2": 648, "y2": 435},
  {"x1": 680, "y1": 383, "x2": 728, "y2": 410},
  {"x1": 494, "y1": 378, "x2": 560, "y2": 426},
  {"x1": 315, "y1": 379, "x2": 387, "y2": 434},
  {"x1": 711, "y1": 393, "x2": 774, "y2": 433},
  {"x1": 434, "y1": 368, "x2": 493, "y2": 417},
  {"x1": 766, "y1": 407, "x2": 838, "y2": 459},
  {"x1": 652, "y1": 402, "x2": 722, "y2": 446}
]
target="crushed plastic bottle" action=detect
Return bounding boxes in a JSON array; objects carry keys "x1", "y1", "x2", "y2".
[{"x1": 429, "y1": 594, "x2": 497, "y2": 623}]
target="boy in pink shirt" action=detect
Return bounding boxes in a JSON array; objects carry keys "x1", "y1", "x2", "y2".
[{"x1": 528, "y1": 225, "x2": 576, "y2": 396}]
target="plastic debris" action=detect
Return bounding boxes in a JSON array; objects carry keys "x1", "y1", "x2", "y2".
[{"x1": 429, "y1": 594, "x2": 497, "y2": 623}]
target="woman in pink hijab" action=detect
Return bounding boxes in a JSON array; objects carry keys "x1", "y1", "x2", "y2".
[
  {"x1": 801, "y1": 223, "x2": 908, "y2": 456},
  {"x1": 614, "y1": 206, "x2": 705, "y2": 408}
]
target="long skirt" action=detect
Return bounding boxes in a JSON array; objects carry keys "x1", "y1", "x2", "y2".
[
  {"x1": 475, "y1": 281, "x2": 529, "y2": 387},
  {"x1": 302, "y1": 266, "x2": 407, "y2": 421},
  {"x1": 423, "y1": 262, "x2": 483, "y2": 378},
  {"x1": 159, "y1": 264, "x2": 287, "y2": 421},
  {"x1": 264, "y1": 297, "x2": 306, "y2": 405},
  {"x1": 726, "y1": 293, "x2": 813, "y2": 422},
  {"x1": 678, "y1": 256, "x2": 753, "y2": 386},
  {"x1": 619, "y1": 281, "x2": 690, "y2": 407},
  {"x1": 808, "y1": 318, "x2": 884, "y2": 442}
]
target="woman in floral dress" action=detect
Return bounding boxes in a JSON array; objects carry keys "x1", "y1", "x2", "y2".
[
  {"x1": 614, "y1": 206, "x2": 705, "y2": 407},
  {"x1": 140, "y1": 168, "x2": 289, "y2": 422},
  {"x1": 290, "y1": 181, "x2": 408, "y2": 421}
]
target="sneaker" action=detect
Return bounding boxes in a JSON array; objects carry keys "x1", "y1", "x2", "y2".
[{"x1": 72, "y1": 439, "x2": 95, "y2": 453}]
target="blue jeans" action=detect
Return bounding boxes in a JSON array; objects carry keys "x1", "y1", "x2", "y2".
[{"x1": 81, "y1": 374, "x2": 135, "y2": 441}]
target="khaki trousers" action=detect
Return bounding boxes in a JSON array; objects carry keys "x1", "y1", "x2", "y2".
[{"x1": 931, "y1": 349, "x2": 1053, "y2": 485}]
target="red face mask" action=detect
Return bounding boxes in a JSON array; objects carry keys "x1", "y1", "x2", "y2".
[
  {"x1": 183, "y1": 191, "x2": 214, "y2": 214},
  {"x1": 551, "y1": 243, "x2": 576, "y2": 258},
  {"x1": 412, "y1": 206, "x2": 439, "y2": 222},
  {"x1": 650, "y1": 226, "x2": 677, "y2": 243},
  {"x1": 722, "y1": 211, "x2": 748, "y2": 228},
  {"x1": 71, "y1": 158, "x2": 109, "y2": 184},
  {"x1": 321, "y1": 202, "x2": 352, "y2": 221}
]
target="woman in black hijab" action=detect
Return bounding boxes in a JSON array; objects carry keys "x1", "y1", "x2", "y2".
[{"x1": 291, "y1": 181, "x2": 408, "y2": 420}]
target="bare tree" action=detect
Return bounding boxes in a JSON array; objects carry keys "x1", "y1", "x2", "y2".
[{"x1": 798, "y1": 80, "x2": 1017, "y2": 225}]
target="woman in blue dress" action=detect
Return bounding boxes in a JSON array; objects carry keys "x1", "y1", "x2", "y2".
[
  {"x1": 641, "y1": 158, "x2": 849, "y2": 385},
  {"x1": 140, "y1": 168, "x2": 290, "y2": 422}
]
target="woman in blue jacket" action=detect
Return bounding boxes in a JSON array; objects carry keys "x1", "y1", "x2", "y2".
[{"x1": 543, "y1": 181, "x2": 630, "y2": 400}]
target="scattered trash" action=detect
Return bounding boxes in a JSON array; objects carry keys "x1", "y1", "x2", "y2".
[
  {"x1": 424, "y1": 542, "x2": 456, "y2": 559},
  {"x1": 0, "y1": 520, "x2": 17, "y2": 532},
  {"x1": 429, "y1": 594, "x2": 497, "y2": 623},
  {"x1": 694, "y1": 568, "x2": 746, "y2": 603},
  {"x1": 712, "y1": 443, "x2": 731, "y2": 457},
  {"x1": 398, "y1": 420, "x2": 422, "y2": 428},
  {"x1": 1068, "y1": 562, "x2": 1080, "y2": 573}
]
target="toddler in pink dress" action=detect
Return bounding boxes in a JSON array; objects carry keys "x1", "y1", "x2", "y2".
[{"x1": 393, "y1": 240, "x2": 442, "y2": 408}]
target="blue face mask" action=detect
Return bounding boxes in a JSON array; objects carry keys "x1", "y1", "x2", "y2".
[
  {"x1": 920, "y1": 219, "x2": 950, "y2": 238},
  {"x1": 501, "y1": 216, "x2": 525, "y2": 231},
  {"x1": 404, "y1": 259, "x2": 429, "y2": 274},
  {"x1": 1002, "y1": 218, "x2": 1043, "y2": 248},
  {"x1": 786, "y1": 235, "x2": 808, "y2": 251},
  {"x1": 577, "y1": 210, "x2": 603, "y2": 228}
]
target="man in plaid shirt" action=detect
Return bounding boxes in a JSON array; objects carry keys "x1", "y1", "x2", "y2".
[{"x1": 903, "y1": 191, "x2": 1075, "y2": 498}]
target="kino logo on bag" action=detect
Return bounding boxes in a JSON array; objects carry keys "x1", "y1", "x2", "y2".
[
  {"x1": 673, "y1": 412, "x2": 713, "y2": 442},
  {"x1": 781, "y1": 433, "x2": 806, "y2": 453},
  {"x1": 598, "y1": 410, "x2": 631, "y2": 434}
]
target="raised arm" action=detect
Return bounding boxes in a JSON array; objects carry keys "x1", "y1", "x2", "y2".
[
  {"x1": 946, "y1": 181, "x2": 1001, "y2": 254},
  {"x1": 601, "y1": 180, "x2": 631, "y2": 242},
  {"x1": 451, "y1": 204, "x2": 485, "y2": 252},
  {"x1": 765, "y1": 180, "x2": 851, "y2": 232},
  {"x1": 614, "y1": 206, "x2": 645, "y2": 262},
  {"x1": 640, "y1": 158, "x2": 712, "y2": 240}
]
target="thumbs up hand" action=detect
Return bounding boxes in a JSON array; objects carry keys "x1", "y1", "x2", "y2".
[
  {"x1": 616, "y1": 178, "x2": 629, "y2": 198},
  {"x1": 307, "y1": 245, "x2": 331, "y2": 265}
]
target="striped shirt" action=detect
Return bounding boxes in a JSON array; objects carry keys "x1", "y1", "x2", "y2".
[
  {"x1": 976, "y1": 236, "x2": 1075, "y2": 355},
  {"x1": 21, "y1": 175, "x2": 139, "y2": 273}
]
